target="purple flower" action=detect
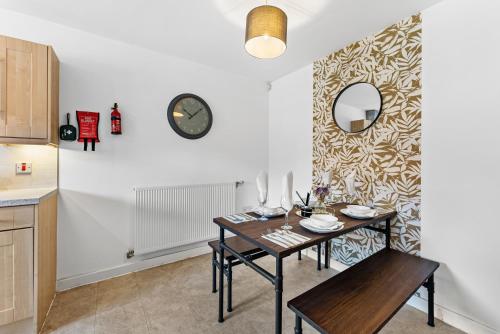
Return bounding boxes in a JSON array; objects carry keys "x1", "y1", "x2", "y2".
[{"x1": 314, "y1": 186, "x2": 330, "y2": 201}]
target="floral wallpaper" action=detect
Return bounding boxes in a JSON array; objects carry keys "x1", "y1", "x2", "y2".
[{"x1": 312, "y1": 14, "x2": 422, "y2": 265}]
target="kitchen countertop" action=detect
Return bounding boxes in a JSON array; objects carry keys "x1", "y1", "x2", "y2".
[{"x1": 0, "y1": 187, "x2": 58, "y2": 207}]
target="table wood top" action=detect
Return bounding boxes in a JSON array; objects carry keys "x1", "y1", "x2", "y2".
[{"x1": 213, "y1": 203, "x2": 397, "y2": 258}]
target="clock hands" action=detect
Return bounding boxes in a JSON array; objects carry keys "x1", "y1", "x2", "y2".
[
  {"x1": 188, "y1": 108, "x2": 203, "y2": 120},
  {"x1": 182, "y1": 108, "x2": 194, "y2": 118}
]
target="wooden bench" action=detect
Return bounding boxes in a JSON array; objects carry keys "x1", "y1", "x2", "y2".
[
  {"x1": 209, "y1": 236, "x2": 268, "y2": 312},
  {"x1": 287, "y1": 249, "x2": 440, "y2": 334},
  {"x1": 209, "y1": 236, "x2": 329, "y2": 312}
]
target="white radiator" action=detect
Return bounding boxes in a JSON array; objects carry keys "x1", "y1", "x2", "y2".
[{"x1": 133, "y1": 182, "x2": 237, "y2": 256}]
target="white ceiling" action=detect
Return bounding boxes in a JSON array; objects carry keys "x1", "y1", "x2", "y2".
[{"x1": 0, "y1": 0, "x2": 441, "y2": 82}]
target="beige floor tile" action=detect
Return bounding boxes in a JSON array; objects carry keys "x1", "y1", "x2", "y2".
[
  {"x1": 43, "y1": 253, "x2": 464, "y2": 334},
  {"x1": 95, "y1": 299, "x2": 149, "y2": 334}
]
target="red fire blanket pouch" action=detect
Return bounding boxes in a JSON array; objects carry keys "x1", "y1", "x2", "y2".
[{"x1": 76, "y1": 111, "x2": 100, "y2": 151}]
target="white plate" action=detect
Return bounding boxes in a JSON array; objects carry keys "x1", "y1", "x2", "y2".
[
  {"x1": 340, "y1": 208, "x2": 376, "y2": 219},
  {"x1": 254, "y1": 207, "x2": 286, "y2": 218},
  {"x1": 347, "y1": 205, "x2": 372, "y2": 214},
  {"x1": 310, "y1": 214, "x2": 338, "y2": 224},
  {"x1": 299, "y1": 219, "x2": 344, "y2": 234}
]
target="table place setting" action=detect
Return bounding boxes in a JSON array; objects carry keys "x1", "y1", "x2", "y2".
[
  {"x1": 261, "y1": 228, "x2": 311, "y2": 248},
  {"x1": 223, "y1": 213, "x2": 257, "y2": 224},
  {"x1": 340, "y1": 205, "x2": 378, "y2": 219},
  {"x1": 254, "y1": 206, "x2": 286, "y2": 218},
  {"x1": 299, "y1": 214, "x2": 344, "y2": 234}
]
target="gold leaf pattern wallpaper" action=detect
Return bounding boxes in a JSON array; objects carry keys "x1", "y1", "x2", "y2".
[{"x1": 312, "y1": 14, "x2": 422, "y2": 265}]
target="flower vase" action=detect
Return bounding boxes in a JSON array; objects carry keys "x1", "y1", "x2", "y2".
[{"x1": 315, "y1": 198, "x2": 327, "y2": 213}]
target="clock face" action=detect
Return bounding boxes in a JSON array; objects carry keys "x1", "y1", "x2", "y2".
[{"x1": 167, "y1": 94, "x2": 213, "y2": 139}]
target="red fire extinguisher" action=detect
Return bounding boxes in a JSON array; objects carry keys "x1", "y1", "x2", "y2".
[{"x1": 111, "y1": 102, "x2": 122, "y2": 135}]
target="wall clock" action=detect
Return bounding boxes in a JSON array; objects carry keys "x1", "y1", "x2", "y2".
[{"x1": 167, "y1": 93, "x2": 213, "y2": 139}]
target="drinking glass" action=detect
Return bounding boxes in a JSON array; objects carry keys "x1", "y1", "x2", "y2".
[
  {"x1": 280, "y1": 195, "x2": 294, "y2": 230},
  {"x1": 257, "y1": 191, "x2": 268, "y2": 222}
]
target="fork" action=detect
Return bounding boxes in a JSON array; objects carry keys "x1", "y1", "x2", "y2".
[{"x1": 267, "y1": 228, "x2": 296, "y2": 246}]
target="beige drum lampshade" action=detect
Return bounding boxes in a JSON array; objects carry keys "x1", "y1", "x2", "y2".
[{"x1": 245, "y1": 5, "x2": 287, "y2": 59}]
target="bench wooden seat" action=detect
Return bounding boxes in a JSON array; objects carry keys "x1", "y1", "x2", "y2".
[
  {"x1": 208, "y1": 236, "x2": 264, "y2": 261},
  {"x1": 287, "y1": 249, "x2": 440, "y2": 334}
]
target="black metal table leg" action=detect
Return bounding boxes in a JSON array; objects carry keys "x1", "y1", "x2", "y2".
[
  {"x1": 324, "y1": 240, "x2": 330, "y2": 269},
  {"x1": 227, "y1": 260, "x2": 233, "y2": 312},
  {"x1": 294, "y1": 315, "x2": 303, "y2": 334},
  {"x1": 298, "y1": 250, "x2": 302, "y2": 261},
  {"x1": 385, "y1": 218, "x2": 391, "y2": 249},
  {"x1": 218, "y1": 227, "x2": 225, "y2": 323},
  {"x1": 426, "y1": 274, "x2": 435, "y2": 327},
  {"x1": 275, "y1": 258, "x2": 283, "y2": 334},
  {"x1": 212, "y1": 249, "x2": 217, "y2": 293},
  {"x1": 317, "y1": 243, "x2": 322, "y2": 271}
]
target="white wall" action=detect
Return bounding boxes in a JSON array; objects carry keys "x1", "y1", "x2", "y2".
[
  {"x1": 422, "y1": 0, "x2": 500, "y2": 332},
  {"x1": 0, "y1": 9, "x2": 268, "y2": 282},
  {"x1": 268, "y1": 64, "x2": 313, "y2": 206}
]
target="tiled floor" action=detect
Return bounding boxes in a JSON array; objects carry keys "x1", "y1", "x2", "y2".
[{"x1": 42, "y1": 253, "x2": 463, "y2": 334}]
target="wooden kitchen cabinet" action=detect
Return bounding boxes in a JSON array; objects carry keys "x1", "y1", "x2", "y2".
[
  {"x1": 0, "y1": 35, "x2": 59, "y2": 145},
  {"x1": 0, "y1": 228, "x2": 34, "y2": 326},
  {"x1": 0, "y1": 191, "x2": 57, "y2": 333}
]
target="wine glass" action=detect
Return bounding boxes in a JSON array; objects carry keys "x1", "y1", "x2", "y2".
[
  {"x1": 280, "y1": 194, "x2": 294, "y2": 230},
  {"x1": 257, "y1": 191, "x2": 268, "y2": 222}
]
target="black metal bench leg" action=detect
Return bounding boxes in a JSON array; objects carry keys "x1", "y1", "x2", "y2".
[
  {"x1": 212, "y1": 249, "x2": 217, "y2": 293},
  {"x1": 227, "y1": 260, "x2": 233, "y2": 312},
  {"x1": 275, "y1": 258, "x2": 283, "y2": 334},
  {"x1": 324, "y1": 241, "x2": 330, "y2": 269},
  {"x1": 385, "y1": 218, "x2": 391, "y2": 250},
  {"x1": 218, "y1": 228, "x2": 225, "y2": 323},
  {"x1": 294, "y1": 315, "x2": 303, "y2": 334},
  {"x1": 317, "y1": 243, "x2": 322, "y2": 271},
  {"x1": 298, "y1": 250, "x2": 302, "y2": 261},
  {"x1": 426, "y1": 274, "x2": 435, "y2": 327}
]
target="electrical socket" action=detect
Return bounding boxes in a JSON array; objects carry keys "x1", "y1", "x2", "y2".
[{"x1": 16, "y1": 162, "x2": 32, "y2": 175}]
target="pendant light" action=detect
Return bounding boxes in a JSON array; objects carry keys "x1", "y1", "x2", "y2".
[{"x1": 245, "y1": 1, "x2": 287, "y2": 59}]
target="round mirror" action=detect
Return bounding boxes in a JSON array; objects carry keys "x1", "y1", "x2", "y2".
[{"x1": 332, "y1": 82, "x2": 382, "y2": 133}]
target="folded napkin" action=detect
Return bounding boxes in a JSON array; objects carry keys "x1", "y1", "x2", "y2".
[
  {"x1": 302, "y1": 218, "x2": 342, "y2": 231},
  {"x1": 345, "y1": 170, "x2": 357, "y2": 197},
  {"x1": 307, "y1": 216, "x2": 338, "y2": 229},
  {"x1": 256, "y1": 170, "x2": 268, "y2": 204},
  {"x1": 321, "y1": 170, "x2": 332, "y2": 186},
  {"x1": 281, "y1": 171, "x2": 293, "y2": 210}
]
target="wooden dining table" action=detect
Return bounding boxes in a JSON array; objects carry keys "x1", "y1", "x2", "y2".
[{"x1": 213, "y1": 202, "x2": 397, "y2": 334}]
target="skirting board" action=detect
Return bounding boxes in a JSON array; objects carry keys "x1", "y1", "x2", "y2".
[
  {"x1": 305, "y1": 249, "x2": 499, "y2": 334},
  {"x1": 56, "y1": 242, "x2": 212, "y2": 292}
]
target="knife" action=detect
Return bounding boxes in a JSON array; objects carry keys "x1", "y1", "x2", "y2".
[
  {"x1": 266, "y1": 232, "x2": 295, "y2": 246},
  {"x1": 275, "y1": 229, "x2": 304, "y2": 244},
  {"x1": 262, "y1": 235, "x2": 289, "y2": 248},
  {"x1": 288, "y1": 231, "x2": 311, "y2": 241},
  {"x1": 269, "y1": 232, "x2": 298, "y2": 246}
]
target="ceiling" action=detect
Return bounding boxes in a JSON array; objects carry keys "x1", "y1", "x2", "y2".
[{"x1": 0, "y1": 0, "x2": 441, "y2": 82}]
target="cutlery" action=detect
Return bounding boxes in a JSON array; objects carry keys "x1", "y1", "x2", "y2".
[
  {"x1": 266, "y1": 229, "x2": 296, "y2": 246},
  {"x1": 261, "y1": 234, "x2": 289, "y2": 248},
  {"x1": 288, "y1": 231, "x2": 310, "y2": 241},
  {"x1": 275, "y1": 229, "x2": 304, "y2": 243},
  {"x1": 273, "y1": 229, "x2": 300, "y2": 245},
  {"x1": 305, "y1": 192, "x2": 310, "y2": 206},
  {"x1": 230, "y1": 215, "x2": 244, "y2": 221},
  {"x1": 241, "y1": 213, "x2": 257, "y2": 220}
]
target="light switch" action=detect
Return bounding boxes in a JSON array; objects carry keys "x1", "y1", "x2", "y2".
[{"x1": 16, "y1": 162, "x2": 32, "y2": 175}]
